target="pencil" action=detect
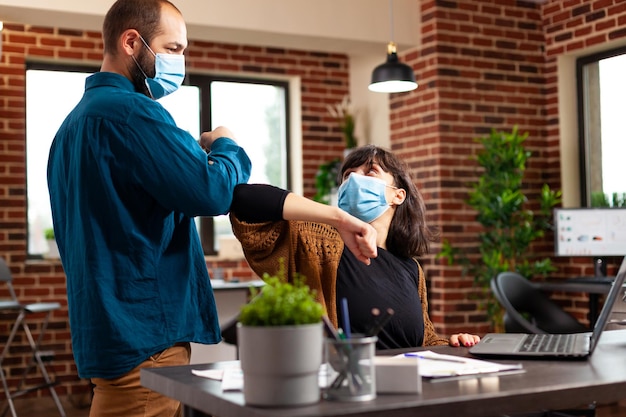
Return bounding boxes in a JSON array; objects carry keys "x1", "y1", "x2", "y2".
[{"x1": 404, "y1": 353, "x2": 467, "y2": 363}]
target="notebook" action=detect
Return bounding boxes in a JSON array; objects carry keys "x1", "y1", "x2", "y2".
[{"x1": 470, "y1": 257, "x2": 626, "y2": 359}]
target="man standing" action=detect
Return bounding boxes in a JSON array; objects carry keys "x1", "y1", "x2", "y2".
[{"x1": 47, "y1": 0, "x2": 251, "y2": 415}]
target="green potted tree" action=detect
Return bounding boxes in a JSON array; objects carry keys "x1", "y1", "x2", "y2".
[
  {"x1": 237, "y1": 263, "x2": 324, "y2": 406},
  {"x1": 439, "y1": 127, "x2": 561, "y2": 329}
]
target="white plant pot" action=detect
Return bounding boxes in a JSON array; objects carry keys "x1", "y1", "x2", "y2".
[
  {"x1": 237, "y1": 322, "x2": 323, "y2": 406},
  {"x1": 45, "y1": 239, "x2": 60, "y2": 259}
]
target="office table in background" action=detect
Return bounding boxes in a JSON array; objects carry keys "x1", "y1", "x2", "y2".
[
  {"x1": 536, "y1": 275, "x2": 614, "y2": 325},
  {"x1": 142, "y1": 329, "x2": 626, "y2": 417},
  {"x1": 190, "y1": 279, "x2": 264, "y2": 364}
]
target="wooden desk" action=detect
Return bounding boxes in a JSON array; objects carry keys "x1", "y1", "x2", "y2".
[{"x1": 141, "y1": 329, "x2": 626, "y2": 417}]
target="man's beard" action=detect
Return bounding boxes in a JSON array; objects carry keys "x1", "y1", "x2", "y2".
[{"x1": 129, "y1": 47, "x2": 155, "y2": 98}]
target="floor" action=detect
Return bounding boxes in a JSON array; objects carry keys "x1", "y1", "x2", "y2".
[
  {"x1": 3, "y1": 393, "x2": 91, "y2": 417},
  {"x1": 5, "y1": 397, "x2": 626, "y2": 417}
]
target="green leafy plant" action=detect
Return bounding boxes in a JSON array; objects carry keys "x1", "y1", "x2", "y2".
[
  {"x1": 44, "y1": 227, "x2": 55, "y2": 240},
  {"x1": 591, "y1": 191, "x2": 626, "y2": 208},
  {"x1": 239, "y1": 262, "x2": 324, "y2": 326},
  {"x1": 438, "y1": 127, "x2": 561, "y2": 328},
  {"x1": 313, "y1": 158, "x2": 341, "y2": 204}
]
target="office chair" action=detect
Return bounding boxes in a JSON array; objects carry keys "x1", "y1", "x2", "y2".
[
  {"x1": 220, "y1": 315, "x2": 240, "y2": 358},
  {"x1": 493, "y1": 272, "x2": 595, "y2": 417},
  {"x1": 0, "y1": 258, "x2": 66, "y2": 417},
  {"x1": 492, "y1": 272, "x2": 588, "y2": 334}
]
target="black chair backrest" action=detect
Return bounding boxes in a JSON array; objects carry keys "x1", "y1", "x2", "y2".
[
  {"x1": 493, "y1": 272, "x2": 588, "y2": 334},
  {"x1": 0, "y1": 257, "x2": 12, "y2": 283},
  {"x1": 0, "y1": 257, "x2": 18, "y2": 301}
]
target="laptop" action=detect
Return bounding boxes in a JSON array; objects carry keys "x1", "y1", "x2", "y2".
[{"x1": 470, "y1": 256, "x2": 626, "y2": 359}]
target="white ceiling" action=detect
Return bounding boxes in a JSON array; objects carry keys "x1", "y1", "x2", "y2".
[{"x1": 0, "y1": 0, "x2": 421, "y2": 56}]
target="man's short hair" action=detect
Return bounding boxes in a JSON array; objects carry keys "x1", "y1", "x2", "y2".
[{"x1": 102, "y1": 0, "x2": 181, "y2": 55}]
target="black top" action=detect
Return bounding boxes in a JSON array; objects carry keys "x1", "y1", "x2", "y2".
[
  {"x1": 337, "y1": 247, "x2": 425, "y2": 349},
  {"x1": 231, "y1": 183, "x2": 426, "y2": 349},
  {"x1": 231, "y1": 184, "x2": 288, "y2": 222}
]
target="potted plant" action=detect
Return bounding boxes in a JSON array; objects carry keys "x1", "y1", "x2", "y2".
[
  {"x1": 439, "y1": 127, "x2": 561, "y2": 329},
  {"x1": 44, "y1": 227, "x2": 60, "y2": 259},
  {"x1": 237, "y1": 264, "x2": 324, "y2": 406},
  {"x1": 313, "y1": 158, "x2": 341, "y2": 205},
  {"x1": 327, "y1": 95, "x2": 357, "y2": 150},
  {"x1": 591, "y1": 191, "x2": 626, "y2": 207}
]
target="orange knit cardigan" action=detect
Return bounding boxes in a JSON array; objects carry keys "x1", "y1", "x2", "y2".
[{"x1": 230, "y1": 213, "x2": 449, "y2": 347}]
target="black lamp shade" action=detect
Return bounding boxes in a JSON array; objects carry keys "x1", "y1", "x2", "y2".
[{"x1": 369, "y1": 51, "x2": 418, "y2": 93}]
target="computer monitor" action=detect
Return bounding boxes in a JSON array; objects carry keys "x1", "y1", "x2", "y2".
[{"x1": 554, "y1": 207, "x2": 626, "y2": 257}]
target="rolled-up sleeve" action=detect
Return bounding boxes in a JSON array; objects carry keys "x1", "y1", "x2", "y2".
[{"x1": 121, "y1": 105, "x2": 252, "y2": 217}]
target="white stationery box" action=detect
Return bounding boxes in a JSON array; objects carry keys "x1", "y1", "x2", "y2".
[{"x1": 373, "y1": 356, "x2": 421, "y2": 394}]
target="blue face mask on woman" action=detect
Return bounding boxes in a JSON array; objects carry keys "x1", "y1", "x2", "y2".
[
  {"x1": 337, "y1": 173, "x2": 395, "y2": 223},
  {"x1": 134, "y1": 35, "x2": 185, "y2": 100}
]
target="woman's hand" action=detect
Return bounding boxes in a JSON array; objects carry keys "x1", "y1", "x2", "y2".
[
  {"x1": 449, "y1": 333, "x2": 481, "y2": 347},
  {"x1": 337, "y1": 218, "x2": 377, "y2": 265}
]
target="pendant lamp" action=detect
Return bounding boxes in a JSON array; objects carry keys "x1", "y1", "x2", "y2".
[{"x1": 368, "y1": 0, "x2": 418, "y2": 93}]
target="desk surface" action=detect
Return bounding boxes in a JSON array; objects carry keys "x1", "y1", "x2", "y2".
[{"x1": 142, "y1": 329, "x2": 626, "y2": 417}]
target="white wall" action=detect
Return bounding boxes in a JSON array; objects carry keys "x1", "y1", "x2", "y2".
[
  {"x1": 0, "y1": 0, "x2": 422, "y2": 148},
  {"x1": 0, "y1": 0, "x2": 419, "y2": 54}
]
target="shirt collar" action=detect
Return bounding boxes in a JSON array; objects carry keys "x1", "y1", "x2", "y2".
[{"x1": 85, "y1": 72, "x2": 135, "y2": 93}]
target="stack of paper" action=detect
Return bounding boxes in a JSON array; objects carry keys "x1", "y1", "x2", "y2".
[{"x1": 397, "y1": 350, "x2": 524, "y2": 380}]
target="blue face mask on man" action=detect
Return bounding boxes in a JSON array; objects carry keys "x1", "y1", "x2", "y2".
[
  {"x1": 337, "y1": 173, "x2": 396, "y2": 223},
  {"x1": 134, "y1": 35, "x2": 185, "y2": 100}
]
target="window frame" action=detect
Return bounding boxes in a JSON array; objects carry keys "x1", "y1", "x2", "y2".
[
  {"x1": 25, "y1": 64, "x2": 291, "y2": 258},
  {"x1": 576, "y1": 45, "x2": 626, "y2": 207},
  {"x1": 25, "y1": 62, "x2": 100, "y2": 259},
  {"x1": 187, "y1": 74, "x2": 291, "y2": 255}
]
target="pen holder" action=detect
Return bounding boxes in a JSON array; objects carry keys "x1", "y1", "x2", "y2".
[{"x1": 324, "y1": 335, "x2": 377, "y2": 402}]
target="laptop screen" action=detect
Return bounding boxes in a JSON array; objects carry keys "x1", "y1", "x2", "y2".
[{"x1": 588, "y1": 257, "x2": 626, "y2": 353}]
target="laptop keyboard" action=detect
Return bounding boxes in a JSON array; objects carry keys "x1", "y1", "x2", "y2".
[{"x1": 519, "y1": 334, "x2": 575, "y2": 353}]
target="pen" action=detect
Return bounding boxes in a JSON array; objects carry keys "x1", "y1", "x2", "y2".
[
  {"x1": 404, "y1": 353, "x2": 468, "y2": 363},
  {"x1": 337, "y1": 328, "x2": 348, "y2": 340},
  {"x1": 340, "y1": 297, "x2": 352, "y2": 339},
  {"x1": 322, "y1": 315, "x2": 341, "y2": 341}
]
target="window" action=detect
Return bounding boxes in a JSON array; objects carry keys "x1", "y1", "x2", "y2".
[
  {"x1": 577, "y1": 47, "x2": 626, "y2": 207},
  {"x1": 26, "y1": 64, "x2": 96, "y2": 256},
  {"x1": 192, "y1": 77, "x2": 289, "y2": 254},
  {"x1": 26, "y1": 64, "x2": 289, "y2": 257}
]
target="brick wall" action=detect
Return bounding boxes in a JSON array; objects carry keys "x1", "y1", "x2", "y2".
[
  {"x1": 391, "y1": 0, "x2": 550, "y2": 337},
  {"x1": 541, "y1": 0, "x2": 626, "y2": 314},
  {"x1": 391, "y1": 0, "x2": 626, "y2": 337},
  {"x1": 0, "y1": 23, "x2": 349, "y2": 399},
  {"x1": 538, "y1": 0, "x2": 626, "y2": 305},
  {"x1": 2, "y1": 0, "x2": 626, "y2": 401}
]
